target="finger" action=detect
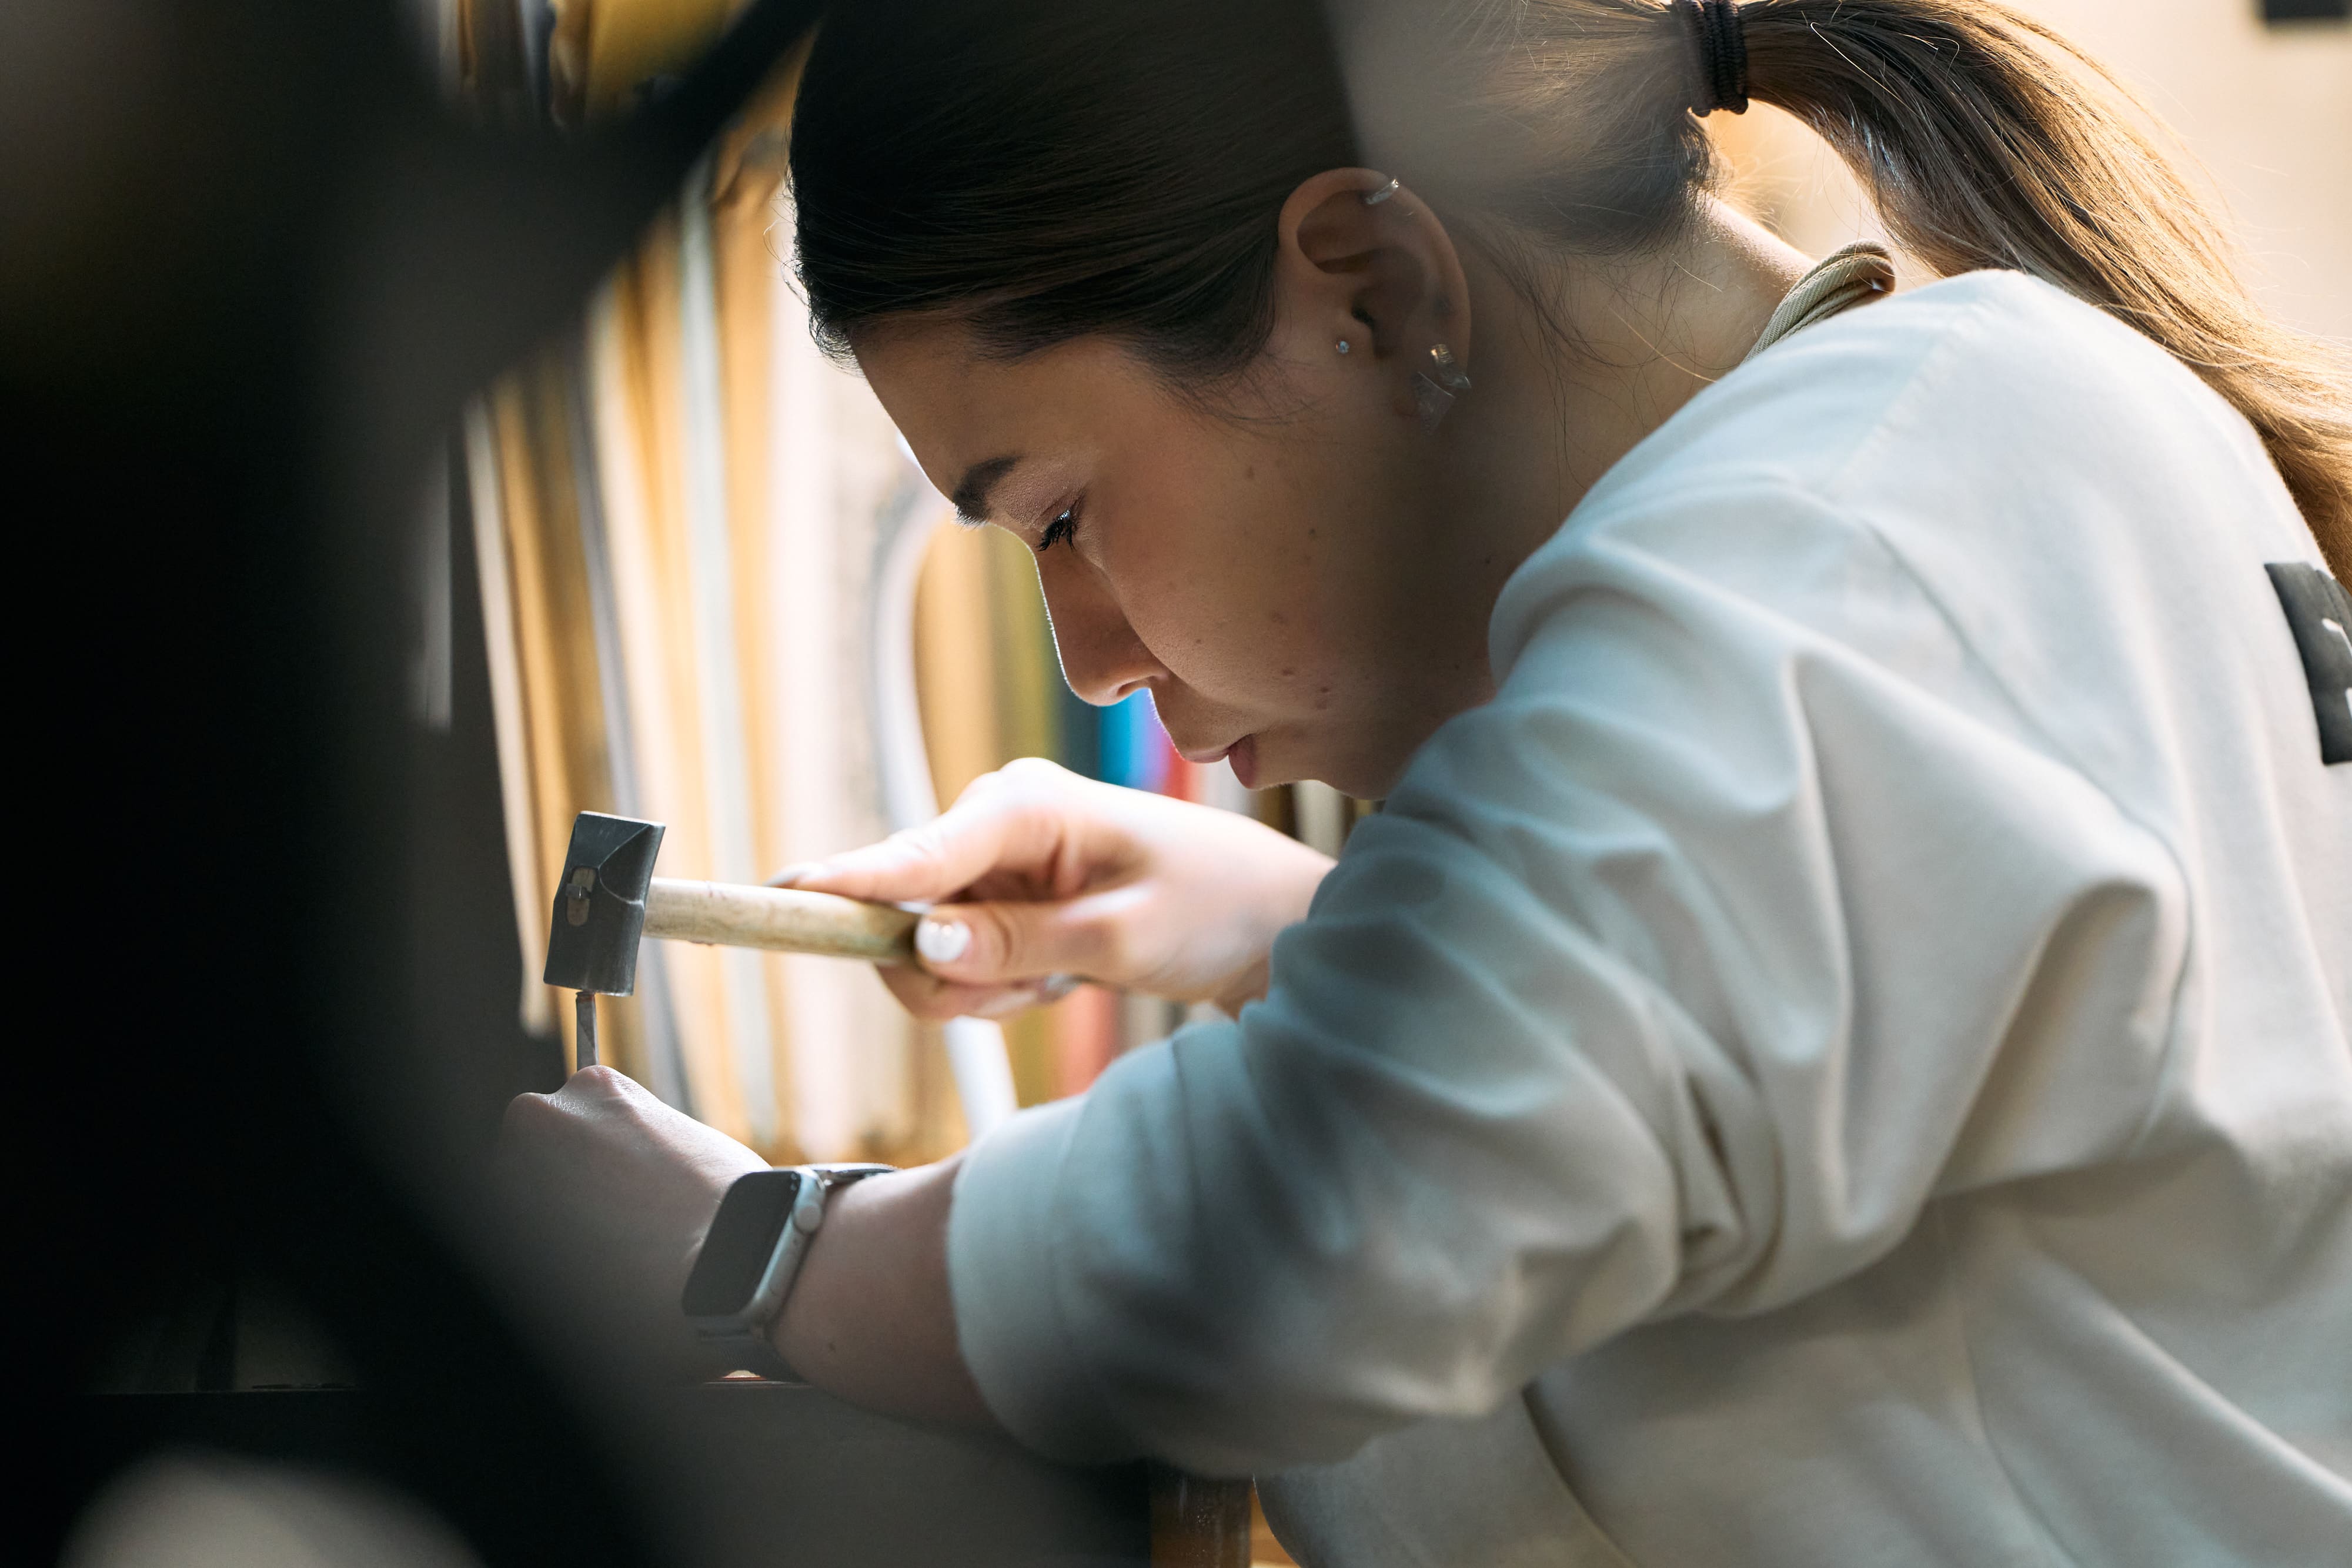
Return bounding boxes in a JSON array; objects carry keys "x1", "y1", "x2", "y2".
[
  {"x1": 770, "y1": 768, "x2": 1101, "y2": 903},
  {"x1": 557, "y1": 1064, "x2": 633, "y2": 1101},
  {"x1": 875, "y1": 960, "x2": 1042, "y2": 1023},
  {"x1": 499, "y1": 1088, "x2": 559, "y2": 1149},
  {"x1": 769, "y1": 807, "x2": 1040, "y2": 906},
  {"x1": 910, "y1": 884, "x2": 1140, "y2": 987}
]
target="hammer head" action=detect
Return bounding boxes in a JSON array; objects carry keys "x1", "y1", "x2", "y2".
[{"x1": 542, "y1": 812, "x2": 667, "y2": 997}]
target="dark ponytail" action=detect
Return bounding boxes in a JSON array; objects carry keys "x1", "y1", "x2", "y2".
[{"x1": 790, "y1": 0, "x2": 2350, "y2": 577}]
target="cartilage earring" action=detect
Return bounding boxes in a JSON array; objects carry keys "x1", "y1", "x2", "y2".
[
  {"x1": 1362, "y1": 177, "x2": 1400, "y2": 206},
  {"x1": 1412, "y1": 342, "x2": 1473, "y2": 433},
  {"x1": 1335, "y1": 339, "x2": 1352, "y2": 356}
]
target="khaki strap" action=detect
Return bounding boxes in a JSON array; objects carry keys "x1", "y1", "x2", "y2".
[{"x1": 1742, "y1": 241, "x2": 1897, "y2": 363}]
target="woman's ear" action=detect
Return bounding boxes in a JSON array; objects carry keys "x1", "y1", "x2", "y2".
[{"x1": 1274, "y1": 168, "x2": 1475, "y2": 421}]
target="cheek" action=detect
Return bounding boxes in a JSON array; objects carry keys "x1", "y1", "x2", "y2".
[{"x1": 1105, "y1": 429, "x2": 1399, "y2": 706}]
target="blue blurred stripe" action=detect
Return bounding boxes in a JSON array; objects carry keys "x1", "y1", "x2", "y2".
[{"x1": 1098, "y1": 690, "x2": 1167, "y2": 792}]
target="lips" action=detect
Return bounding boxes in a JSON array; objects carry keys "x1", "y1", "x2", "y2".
[
  {"x1": 1227, "y1": 734, "x2": 1258, "y2": 788},
  {"x1": 1175, "y1": 733, "x2": 1259, "y2": 788}
]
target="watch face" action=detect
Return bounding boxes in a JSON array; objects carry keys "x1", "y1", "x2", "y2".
[{"x1": 681, "y1": 1169, "x2": 804, "y2": 1318}]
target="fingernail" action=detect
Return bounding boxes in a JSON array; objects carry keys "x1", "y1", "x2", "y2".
[
  {"x1": 1036, "y1": 973, "x2": 1080, "y2": 1005},
  {"x1": 974, "y1": 989, "x2": 1041, "y2": 1019},
  {"x1": 916, "y1": 918, "x2": 971, "y2": 965},
  {"x1": 767, "y1": 862, "x2": 817, "y2": 887}
]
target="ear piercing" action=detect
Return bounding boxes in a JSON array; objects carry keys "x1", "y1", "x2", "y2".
[
  {"x1": 1412, "y1": 343, "x2": 1473, "y2": 433},
  {"x1": 1338, "y1": 327, "x2": 1475, "y2": 433},
  {"x1": 1362, "y1": 177, "x2": 1400, "y2": 206}
]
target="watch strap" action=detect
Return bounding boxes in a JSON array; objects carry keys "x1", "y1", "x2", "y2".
[
  {"x1": 694, "y1": 1164, "x2": 896, "y2": 1380},
  {"x1": 805, "y1": 1162, "x2": 896, "y2": 1193}
]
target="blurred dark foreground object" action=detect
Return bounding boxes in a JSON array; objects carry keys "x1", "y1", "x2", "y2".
[
  {"x1": 0, "y1": 2, "x2": 1205, "y2": 1562},
  {"x1": 67, "y1": 1386, "x2": 1152, "y2": 1566}
]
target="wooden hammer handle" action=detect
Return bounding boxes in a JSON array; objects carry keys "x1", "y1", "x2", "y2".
[{"x1": 642, "y1": 878, "x2": 918, "y2": 964}]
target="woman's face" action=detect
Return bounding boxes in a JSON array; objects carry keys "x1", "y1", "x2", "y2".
[{"x1": 858, "y1": 320, "x2": 1495, "y2": 798}]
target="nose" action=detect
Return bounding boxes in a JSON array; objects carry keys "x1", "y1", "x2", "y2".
[{"x1": 1037, "y1": 554, "x2": 1164, "y2": 706}]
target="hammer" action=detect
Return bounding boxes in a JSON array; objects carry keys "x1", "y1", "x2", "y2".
[{"x1": 540, "y1": 811, "x2": 918, "y2": 1068}]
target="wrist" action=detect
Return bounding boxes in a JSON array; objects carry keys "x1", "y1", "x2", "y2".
[
  {"x1": 1210, "y1": 848, "x2": 1330, "y2": 1015},
  {"x1": 1211, "y1": 954, "x2": 1274, "y2": 1018},
  {"x1": 682, "y1": 1164, "x2": 892, "y2": 1379},
  {"x1": 769, "y1": 1170, "x2": 900, "y2": 1374},
  {"x1": 768, "y1": 1159, "x2": 993, "y2": 1425}
]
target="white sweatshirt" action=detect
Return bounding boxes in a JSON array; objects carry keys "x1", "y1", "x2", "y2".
[{"x1": 948, "y1": 272, "x2": 2352, "y2": 1566}]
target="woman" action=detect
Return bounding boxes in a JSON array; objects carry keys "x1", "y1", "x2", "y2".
[{"x1": 500, "y1": 1, "x2": 2352, "y2": 1561}]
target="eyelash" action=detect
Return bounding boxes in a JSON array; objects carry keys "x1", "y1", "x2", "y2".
[{"x1": 1039, "y1": 504, "x2": 1080, "y2": 551}]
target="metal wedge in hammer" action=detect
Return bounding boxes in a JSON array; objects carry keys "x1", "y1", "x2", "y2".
[{"x1": 542, "y1": 811, "x2": 918, "y2": 1069}]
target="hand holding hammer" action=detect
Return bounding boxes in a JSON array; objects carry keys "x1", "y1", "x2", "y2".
[{"x1": 542, "y1": 812, "x2": 917, "y2": 1068}]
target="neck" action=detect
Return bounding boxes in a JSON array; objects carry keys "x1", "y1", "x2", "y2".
[{"x1": 1438, "y1": 197, "x2": 1812, "y2": 610}]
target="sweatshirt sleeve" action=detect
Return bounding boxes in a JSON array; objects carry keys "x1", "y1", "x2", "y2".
[{"x1": 947, "y1": 484, "x2": 2189, "y2": 1476}]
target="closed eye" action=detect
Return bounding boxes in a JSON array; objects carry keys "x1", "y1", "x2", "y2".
[{"x1": 1039, "y1": 504, "x2": 1080, "y2": 551}]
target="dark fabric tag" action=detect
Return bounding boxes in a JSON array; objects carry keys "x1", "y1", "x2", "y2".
[{"x1": 2265, "y1": 562, "x2": 2352, "y2": 765}]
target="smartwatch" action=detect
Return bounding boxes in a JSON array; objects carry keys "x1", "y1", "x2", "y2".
[{"x1": 681, "y1": 1162, "x2": 894, "y2": 1378}]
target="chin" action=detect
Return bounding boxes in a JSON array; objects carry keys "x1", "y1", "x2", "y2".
[
  {"x1": 1299, "y1": 702, "x2": 1468, "y2": 800},
  {"x1": 1324, "y1": 765, "x2": 1408, "y2": 802},
  {"x1": 1256, "y1": 735, "x2": 1411, "y2": 803}
]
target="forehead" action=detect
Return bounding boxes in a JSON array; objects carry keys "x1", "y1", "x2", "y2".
[{"x1": 854, "y1": 321, "x2": 1161, "y2": 509}]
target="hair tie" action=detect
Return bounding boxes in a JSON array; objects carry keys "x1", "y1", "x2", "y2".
[{"x1": 1681, "y1": 0, "x2": 1749, "y2": 116}]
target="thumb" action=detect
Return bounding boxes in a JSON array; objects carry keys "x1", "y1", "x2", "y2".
[{"x1": 911, "y1": 896, "x2": 1111, "y2": 987}]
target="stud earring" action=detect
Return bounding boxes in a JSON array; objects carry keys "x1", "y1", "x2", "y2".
[
  {"x1": 1335, "y1": 339, "x2": 1352, "y2": 356},
  {"x1": 1411, "y1": 343, "x2": 1473, "y2": 433}
]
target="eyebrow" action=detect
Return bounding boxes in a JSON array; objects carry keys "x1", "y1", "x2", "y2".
[{"x1": 950, "y1": 454, "x2": 1021, "y2": 526}]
